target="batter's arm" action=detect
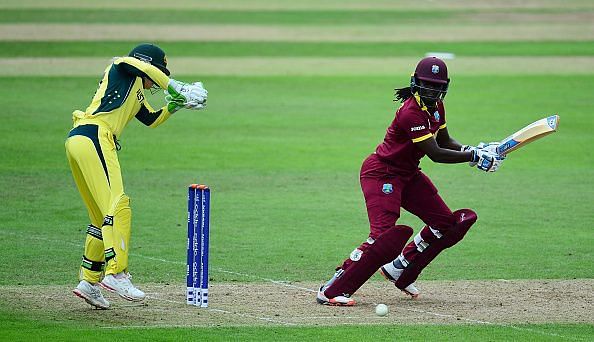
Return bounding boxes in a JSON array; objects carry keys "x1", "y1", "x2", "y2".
[
  {"x1": 435, "y1": 126, "x2": 463, "y2": 151},
  {"x1": 416, "y1": 136, "x2": 472, "y2": 164}
]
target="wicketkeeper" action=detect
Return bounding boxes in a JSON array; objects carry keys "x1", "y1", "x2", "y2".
[
  {"x1": 67, "y1": 43, "x2": 207, "y2": 309},
  {"x1": 317, "y1": 56, "x2": 504, "y2": 306}
]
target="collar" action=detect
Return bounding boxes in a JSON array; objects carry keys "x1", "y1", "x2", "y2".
[{"x1": 413, "y1": 92, "x2": 430, "y2": 115}]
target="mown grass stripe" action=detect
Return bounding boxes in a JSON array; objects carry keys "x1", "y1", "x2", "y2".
[
  {"x1": 2, "y1": 41, "x2": 594, "y2": 57},
  {"x1": 1, "y1": 0, "x2": 593, "y2": 11},
  {"x1": 1, "y1": 9, "x2": 591, "y2": 25},
  {"x1": 0, "y1": 9, "x2": 456, "y2": 24},
  {"x1": 2, "y1": 23, "x2": 594, "y2": 42},
  {"x1": 2, "y1": 56, "x2": 593, "y2": 76}
]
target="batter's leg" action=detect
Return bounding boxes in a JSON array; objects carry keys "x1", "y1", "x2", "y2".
[
  {"x1": 382, "y1": 172, "x2": 477, "y2": 291},
  {"x1": 317, "y1": 225, "x2": 413, "y2": 306},
  {"x1": 394, "y1": 209, "x2": 477, "y2": 290},
  {"x1": 319, "y1": 176, "x2": 403, "y2": 295}
]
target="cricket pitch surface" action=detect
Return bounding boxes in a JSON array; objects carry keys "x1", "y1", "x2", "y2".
[{"x1": 1, "y1": 279, "x2": 592, "y2": 328}]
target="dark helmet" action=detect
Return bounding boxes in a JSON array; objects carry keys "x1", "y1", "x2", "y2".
[
  {"x1": 128, "y1": 43, "x2": 170, "y2": 76},
  {"x1": 414, "y1": 56, "x2": 449, "y2": 84},
  {"x1": 410, "y1": 56, "x2": 450, "y2": 103}
]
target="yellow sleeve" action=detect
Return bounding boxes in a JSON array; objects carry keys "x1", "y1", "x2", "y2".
[
  {"x1": 114, "y1": 56, "x2": 170, "y2": 89},
  {"x1": 136, "y1": 101, "x2": 173, "y2": 128}
]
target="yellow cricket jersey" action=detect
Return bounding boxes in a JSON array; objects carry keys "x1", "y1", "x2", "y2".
[{"x1": 71, "y1": 56, "x2": 173, "y2": 137}]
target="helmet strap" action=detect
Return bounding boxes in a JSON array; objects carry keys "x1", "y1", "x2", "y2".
[{"x1": 413, "y1": 92, "x2": 428, "y2": 113}]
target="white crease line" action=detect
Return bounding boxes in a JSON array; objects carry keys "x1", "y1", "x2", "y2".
[
  {"x1": 0, "y1": 230, "x2": 315, "y2": 293},
  {"x1": 101, "y1": 324, "x2": 207, "y2": 329},
  {"x1": 399, "y1": 307, "x2": 492, "y2": 324},
  {"x1": 0, "y1": 230, "x2": 584, "y2": 339},
  {"x1": 208, "y1": 308, "x2": 297, "y2": 326},
  {"x1": 214, "y1": 268, "x2": 317, "y2": 293},
  {"x1": 144, "y1": 294, "x2": 295, "y2": 326}
]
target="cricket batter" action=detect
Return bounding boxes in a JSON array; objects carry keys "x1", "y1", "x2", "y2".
[
  {"x1": 67, "y1": 43, "x2": 208, "y2": 309},
  {"x1": 317, "y1": 56, "x2": 504, "y2": 306}
]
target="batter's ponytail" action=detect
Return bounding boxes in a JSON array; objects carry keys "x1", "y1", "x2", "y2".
[{"x1": 394, "y1": 86, "x2": 413, "y2": 103}]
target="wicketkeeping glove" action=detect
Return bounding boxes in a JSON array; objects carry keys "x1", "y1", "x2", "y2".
[
  {"x1": 165, "y1": 94, "x2": 186, "y2": 114},
  {"x1": 165, "y1": 79, "x2": 208, "y2": 113}
]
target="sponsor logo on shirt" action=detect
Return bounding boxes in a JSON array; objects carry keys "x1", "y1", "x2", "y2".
[
  {"x1": 411, "y1": 125, "x2": 426, "y2": 132},
  {"x1": 136, "y1": 89, "x2": 145, "y2": 102}
]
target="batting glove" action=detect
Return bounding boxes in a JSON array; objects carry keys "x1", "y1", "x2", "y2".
[
  {"x1": 461, "y1": 145, "x2": 479, "y2": 166},
  {"x1": 477, "y1": 141, "x2": 501, "y2": 155},
  {"x1": 471, "y1": 149, "x2": 504, "y2": 172}
]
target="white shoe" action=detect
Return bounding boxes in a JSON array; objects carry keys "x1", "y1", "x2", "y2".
[
  {"x1": 379, "y1": 265, "x2": 420, "y2": 299},
  {"x1": 316, "y1": 285, "x2": 356, "y2": 306},
  {"x1": 100, "y1": 272, "x2": 145, "y2": 301},
  {"x1": 73, "y1": 280, "x2": 110, "y2": 309}
]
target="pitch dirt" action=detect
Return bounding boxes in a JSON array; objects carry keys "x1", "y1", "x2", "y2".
[{"x1": 1, "y1": 279, "x2": 592, "y2": 328}]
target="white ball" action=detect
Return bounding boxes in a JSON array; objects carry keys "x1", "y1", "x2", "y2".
[{"x1": 375, "y1": 303, "x2": 389, "y2": 316}]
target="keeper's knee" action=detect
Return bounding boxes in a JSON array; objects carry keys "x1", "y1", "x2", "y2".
[{"x1": 112, "y1": 194, "x2": 130, "y2": 214}]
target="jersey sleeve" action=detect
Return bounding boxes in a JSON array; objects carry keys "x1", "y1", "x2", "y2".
[
  {"x1": 399, "y1": 111, "x2": 432, "y2": 143},
  {"x1": 114, "y1": 57, "x2": 170, "y2": 90},
  {"x1": 135, "y1": 102, "x2": 172, "y2": 128}
]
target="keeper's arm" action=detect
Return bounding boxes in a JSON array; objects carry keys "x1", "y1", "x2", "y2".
[
  {"x1": 135, "y1": 102, "x2": 172, "y2": 128},
  {"x1": 115, "y1": 57, "x2": 170, "y2": 89}
]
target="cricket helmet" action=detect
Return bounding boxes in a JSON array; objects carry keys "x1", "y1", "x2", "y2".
[
  {"x1": 129, "y1": 43, "x2": 170, "y2": 76},
  {"x1": 410, "y1": 56, "x2": 450, "y2": 103}
]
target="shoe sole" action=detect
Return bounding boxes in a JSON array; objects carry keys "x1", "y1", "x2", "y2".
[
  {"x1": 316, "y1": 295, "x2": 356, "y2": 306},
  {"x1": 379, "y1": 267, "x2": 420, "y2": 299},
  {"x1": 99, "y1": 282, "x2": 145, "y2": 302},
  {"x1": 73, "y1": 289, "x2": 109, "y2": 310}
]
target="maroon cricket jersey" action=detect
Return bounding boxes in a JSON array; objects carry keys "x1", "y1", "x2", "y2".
[{"x1": 363, "y1": 97, "x2": 446, "y2": 177}]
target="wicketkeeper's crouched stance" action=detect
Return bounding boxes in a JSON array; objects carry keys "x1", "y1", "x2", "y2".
[
  {"x1": 317, "y1": 57, "x2": 504, "y2": 306},
  {"x1": 66, "y1": 43, "x2": 208, "y2": 309}
]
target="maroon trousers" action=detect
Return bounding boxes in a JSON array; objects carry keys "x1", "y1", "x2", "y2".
[
  {"x1": 325, "y1": 154, "x2": 476, "y2": 298},
  {"x1": 339, "y1": 154, "x2": 455, "y2": 272}
]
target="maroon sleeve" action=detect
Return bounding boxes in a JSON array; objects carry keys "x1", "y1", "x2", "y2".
[{"x1": 399, "y1": 110, "x2": 433, "y2": 143}]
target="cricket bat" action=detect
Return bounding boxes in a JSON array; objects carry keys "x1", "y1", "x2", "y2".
[{"x1": 496, "y1": 114, "x2": 560, "y2": 156}]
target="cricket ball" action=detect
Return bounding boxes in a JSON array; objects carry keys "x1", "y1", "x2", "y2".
[{"x1": 375, "y1": 303, "x2": 389, "y2": 317}]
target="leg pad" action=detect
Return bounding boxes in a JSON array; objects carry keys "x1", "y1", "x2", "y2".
[
  {"x1": 325, "y1": 225, "x2": 413, "y2": 298},
  {"x1": 395, "y1": 209, "x2": 477, "y2": 289}
]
